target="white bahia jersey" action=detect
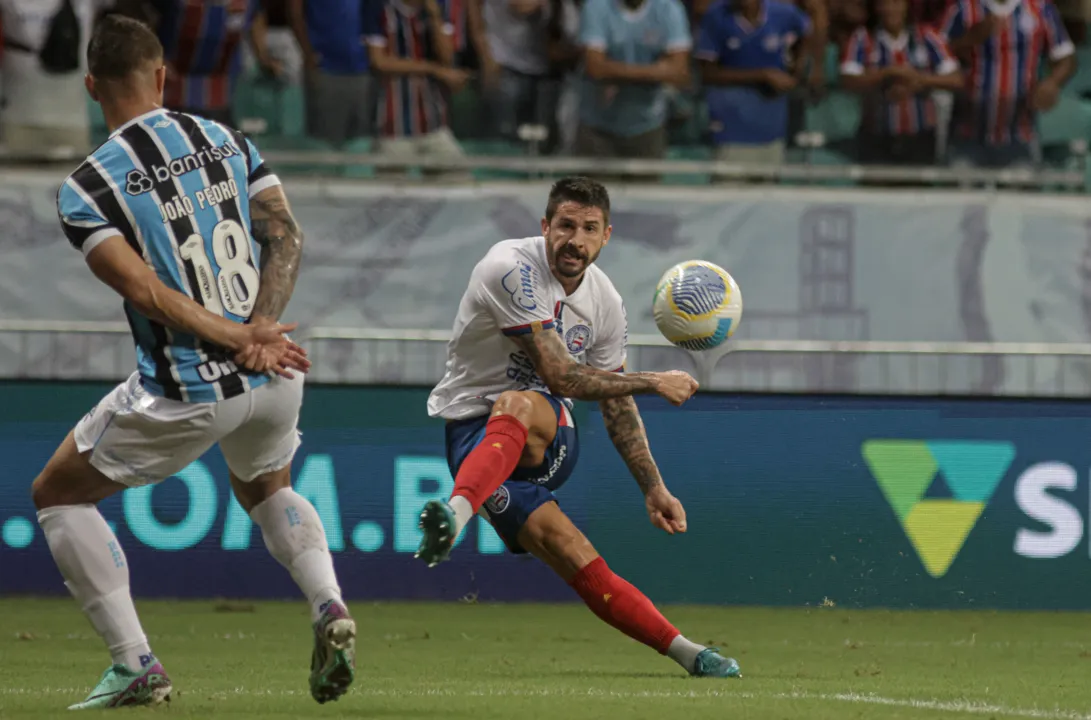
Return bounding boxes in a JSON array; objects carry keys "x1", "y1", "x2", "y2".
[{"x1": 428, "y1": 236, "x2": 628, "y2": 420}]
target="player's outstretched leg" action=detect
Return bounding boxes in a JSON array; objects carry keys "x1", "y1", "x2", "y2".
[
  {"x1": 519, "y1": 502, "x2": 741, "y2": 678},
  {"x1": 31, "y1": 433, "x2": 172, "y2": 710},
  {"x1": 232, "y1": 471, "x2": 355, "y2": 704},
  {"x1": 417, "y1": 391, "x2": 555, "y2": 566}
]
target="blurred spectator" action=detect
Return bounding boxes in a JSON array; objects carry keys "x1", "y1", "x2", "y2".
[
  {"x1": 0, "y1": 0, "x2": 111, "y2": 157},
  {"x1": 696, "y1": 0, "x2": 816, "y2": 167},
  {"x1": 576, "y1": 0, "x2": 691, "y2": 161},
  {"x1": 840, "y1": 0, "x2": 962, "y2": 165},
  {"x1": 366, "y1": 0, "x2": 468, "y2": 172},
  {"x1": 829, "y1": 0, "x2": 866, "y2": 47},
  {"x1": 1052, "y1": 0, "x2": 1085, "y2": 44},
  {"x1": 941, "y1": 0, "x2": 1076, "y2": 168},
  {"x1": 287, "y1": 0, "x2": 378, "y2": 146},
  {"x1": 480, "y1": 0, "x2": 560, "y2": 146},
  {"x1": 117, "y1": 0, "x2": 257, "y2": 127},
  {"x1": 906, "y1": 0, "x2": 946, "y2": 27},
  {"x1": 548, "y1": 0, "x2": 583, "y2": 153},
  {"x1": 248, "y1": 0, "x2": 300, "y2": 85}
]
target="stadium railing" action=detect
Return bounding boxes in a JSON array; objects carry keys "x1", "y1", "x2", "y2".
[
  {"x1": 0, "y1": 149, "x2": 1084, "y2": 190},
  {"x1": 4, "y1": 320, "x2": 1091, "y2": 398}
]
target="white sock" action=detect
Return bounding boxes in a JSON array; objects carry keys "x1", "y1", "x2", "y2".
[
  {"x1": 250, "y1": 488, "x2": 344, "y2": 621},
  {"x1": 38, "y1": 505, "x2": 154, "y2": 670},
  {"x1": 667, "y1": 634, "x2": 707, "y2": 674},
  {"x1": 448, "y1": 495, "x2": 474, "y2": 539}
]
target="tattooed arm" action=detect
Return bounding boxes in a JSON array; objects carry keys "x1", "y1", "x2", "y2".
[
  {"x1": 510, "y1": 330, "x2": 697, "y2": 404},
  {"x1": 601, "y1": 393, "x2": 689, "y2": 533},
  {"x1": 599, "y1": 395, "x2": 663, "y2": 493},
  {"x1": 249, "y1": 185, "x2": 304, "y2": 322}
]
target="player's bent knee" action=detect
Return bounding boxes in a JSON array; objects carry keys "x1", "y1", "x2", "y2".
[
  {"x1": 230, "y1": 466, "x2": 293, "y2": 513},
  {"x1": 491, "y1": 391, "x2": 537, "y2": 422}
]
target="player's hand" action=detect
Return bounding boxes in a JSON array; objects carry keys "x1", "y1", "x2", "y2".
[
  {"x1": 234, "y1": 321, "x2": 311, "y2": 379},
  {"x1": 883, "y1": 65, "x2": 918, "y2": 83},
  {"x1": 435, "y1": 66, "x2": 471, "y2": 92},
  {"x1": 763, "y1": 68, "x2": 798, "y2": 94},
  {"x1": 645, "y1": 485, "x2": 688, "y2": 534},
  {"x1": 651, "y1": 59, "x2": 689, "y2": 88},
  {"x1": 652, "y1": 370, "x2": 699, "y2": 406},
  {"x1": 235, "y1": 342, "x2": 309, "y2": 379},
  {"x1": 1031, "y1": 78, "x2": 1061, "y2": 111},
  {"x1": 886, "y1": 79, "x2": 918, "y2": 102}
]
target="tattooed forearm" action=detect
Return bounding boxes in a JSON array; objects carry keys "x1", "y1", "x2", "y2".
[
  {"x1": 249, "y1": 186, "x2": 304, "y2": 321},
  {"x1": 512, "y1": 330, "x2": 657, "y2": 401},
  {"x1": 600, "y1": 396, "x2": 663, "y2": 494}
]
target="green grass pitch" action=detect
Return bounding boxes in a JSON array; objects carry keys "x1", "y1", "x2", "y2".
[{"x1": 1, "y1": 598, "x2": 1090, "y2": 719}]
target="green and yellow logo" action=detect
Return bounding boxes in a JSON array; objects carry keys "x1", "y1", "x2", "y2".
[{"x1": 861, "y1": 440, "x2": 1016, "y2": 578}]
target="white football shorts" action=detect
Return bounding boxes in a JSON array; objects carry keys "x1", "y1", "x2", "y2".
[{"x1": 74, "y1": 371, "x2": 304, "y2": 487}]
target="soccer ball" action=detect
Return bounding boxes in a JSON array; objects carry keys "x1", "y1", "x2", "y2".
[{"x1": 652, "y1": 260, "x2": 743, "y2": 351}]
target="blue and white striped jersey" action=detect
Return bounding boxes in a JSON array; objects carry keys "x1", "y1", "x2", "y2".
[{"x1": 56, "y1": 108, "x2": 282, "y2": 403}]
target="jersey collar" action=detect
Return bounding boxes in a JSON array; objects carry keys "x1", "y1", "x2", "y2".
[
  {"x1": 109, "y1": 108, "x2": 169, "y2": 138},
  {"x1": 615, "y1": 0, "x2": 653, "y2": 22},
  {"x1": 983, "y1": 0, "x2": 1022, "y2": 17},
  {"x1": 391, "y1": 0, "x2": 421, "y2": 16},
  {"x1": 731, "y1": 2, "x2": 768, "y2": 33}
]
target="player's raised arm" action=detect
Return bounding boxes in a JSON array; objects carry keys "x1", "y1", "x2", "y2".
[
  {"x1": 248, "y1": 183, "x2": 304, "y2": 323},
  {"x1": 511, "y1": 330, "x2": 698, "y2": 404}
]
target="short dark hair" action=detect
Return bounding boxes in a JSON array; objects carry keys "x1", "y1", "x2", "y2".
[
  {"x1": 87, "y1": 15, "x2": 164, "y2": 81},
  {"x1": 545, "y1": 176, "x2": 610, "y2": 224}
]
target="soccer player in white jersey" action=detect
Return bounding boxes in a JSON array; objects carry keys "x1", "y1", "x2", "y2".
[
  {"x1": 32, "y1": 16, "x2": 353, "y2": 709},
  {"x1": 418, "y1": 177, "x2": 741, "y2": 679}
]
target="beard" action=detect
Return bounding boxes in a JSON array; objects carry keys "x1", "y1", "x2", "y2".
[{"x1": 553, "y1": 243, "x2": 597, "y2": 277}]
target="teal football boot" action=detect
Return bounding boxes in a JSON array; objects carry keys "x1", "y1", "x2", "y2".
[
  {"x1": 68, "y1": 659, "x2": 172, "y2": 709},
  {"x1": 415, "y1": 500, "x2": 456, "y2": 567},
  {"x1": 692, "y1": 648, "x2": 742, "y2": 678},
  {"x1": 310, "y1": 601, "x2": 356, "y2": 704}
]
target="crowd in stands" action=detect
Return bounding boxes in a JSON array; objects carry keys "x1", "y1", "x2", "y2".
[{"x1": 0, "y1": 0, "x2": 1086, "y2": 172}]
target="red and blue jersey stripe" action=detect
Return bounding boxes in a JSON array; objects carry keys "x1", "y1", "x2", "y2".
[
  {"x1": 157, "y1": 0, "x2": 256, "y2": 112},
  {"x1": 443, "y1": 0, "x2": 468, "y2": 53},
  {"x1": 942, "y1": 0, "x2": 1074, "y2": 145},
  {"x1": 841, "y1": 26, "x2": 958, "y2": 135},
  {"x1": 371, "y1": 0, "x2": 451, "y2": 138}
]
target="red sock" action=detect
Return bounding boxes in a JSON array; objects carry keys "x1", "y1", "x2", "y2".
[
  {"x1": 569, "y1": 557, "x2": 680, "y2": 654},
  {"x1": 451, "y1": 414, "x2": 529, "y2": 511}
]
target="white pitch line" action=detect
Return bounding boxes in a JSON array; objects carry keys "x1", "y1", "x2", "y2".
[{"x1": 2, "y1": 685, "x2": 1089, "y2": 719}]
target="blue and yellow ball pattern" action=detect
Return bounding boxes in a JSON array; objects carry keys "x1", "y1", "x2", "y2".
[{"x1": 652, "y1": 260, "x2": 743, "y2": 351}]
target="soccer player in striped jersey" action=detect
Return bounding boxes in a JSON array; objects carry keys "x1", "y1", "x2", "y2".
[{"x1": 31, "y1": 15, "x2": 354, "y2": 709}]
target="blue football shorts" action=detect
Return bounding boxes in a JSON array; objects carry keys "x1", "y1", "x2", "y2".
[{"x1": 445, "y1": 391, "x2": 580, "y2": 553}]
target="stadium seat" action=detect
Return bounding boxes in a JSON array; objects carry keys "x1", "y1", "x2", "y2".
[
  {"x1": 460, "y1": 139, "x2": 530, "y2": 180},
  {"x1": 823, "y1": 44, "x2": 842, "y2": 89},
  {"x1": 663, "y1": 144, "x2": 712, "y2": 185},
  {"x1": 256, "y1": 134, "x2": 337, "y2": 175},
  {"x1": 1069, "y1": 44, "x2": 1091, "y2": 98},
  {"x1": 1039, "y1": 94, "x2": 1091, "y2": 171},
  {"x1": 449, "y1": 87, "x2": 486, "y2": 140},
  {"x1": 235, "y1": 72, "x2": 306, "y2": 138},
  {"x1": 340, "y1": 137, "x2": 376, "y2": 179},
  {"x1": 804, "y1": 91, "x2": 860, "y2": 144}
]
